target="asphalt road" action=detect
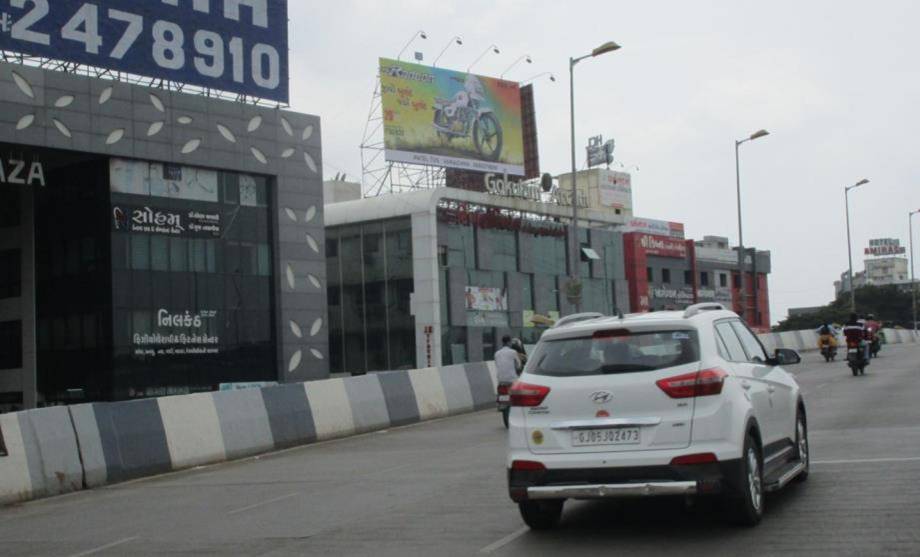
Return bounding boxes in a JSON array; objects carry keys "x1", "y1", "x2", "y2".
[{"x1": 2, "y1": 345, "x2": 919, "y2": 556}]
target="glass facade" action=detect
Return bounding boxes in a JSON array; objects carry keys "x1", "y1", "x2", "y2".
[
  {"x1": 438, "y1": 202, "x2": 622, "y2": 365},
  {"x1": 25, "y1": 145, "x2": 277, "y2": 404},
  {"x1": 326, "y1": 218, "x2": 416, "y2": 374},
  {"x1": 109, "y1": 160, "x2": 276, "y2": 400}
]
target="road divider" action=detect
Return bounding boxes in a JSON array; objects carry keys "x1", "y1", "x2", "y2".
[{"x1": 0, "y1": 332, "x2": 914, "y2": 506}]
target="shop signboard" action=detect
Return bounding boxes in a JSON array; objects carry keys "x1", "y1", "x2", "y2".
[
  {"x1": 133, "y1": 308, "x2": 219, "y2": 357},
  {"x1": 379, "y1": 58, "x2": 525, "y2": 175},
  {"x1": 0, "y1": 155, "x2": 45, "y2": 187},
  {"x1": 0, "y1": 0, "x2": 290, "y2": 102},
  {"x1": 465, "y1": 286, "x2": 508, "y2": 311},
  {"x1": 597, "y1": 169, "x2": 631, "y2": 210},
  {"x1": 639, "y1": 234, "x2": 688, "y2": 259},
  {"x1": 112, "y1": 204, "x2": 221, "y2": 238},
  {"x1": 622, "y1": 217, "x2": 685, "y2": 239}
]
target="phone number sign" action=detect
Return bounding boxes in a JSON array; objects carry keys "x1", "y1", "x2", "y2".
[{"x1": 0, "y1": 0, "x2": 289, "y2": 103}]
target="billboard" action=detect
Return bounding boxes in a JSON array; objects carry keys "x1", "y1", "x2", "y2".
[
  {"x1": 0, "y1": 0, "x2": 289, "y2": 102},
  {"x1": 379, "y1": 58, "x2": 525, "y2": 175},
  {"x1": 621, "y1": 218, "x2": 685, "y2": 239},
  {"x1": 464, "y1": 286, "x2": 508, "y2": 312},
  {"x1": 865, "y1": 238, "x2": 906, "y2": 257}
]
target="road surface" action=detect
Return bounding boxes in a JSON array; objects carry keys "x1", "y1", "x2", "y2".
[{"x1": 2, "y1": 345, "x2": 919, "y2": 556}]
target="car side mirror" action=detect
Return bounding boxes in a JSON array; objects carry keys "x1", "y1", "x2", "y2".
[{"x1": 770, "y1": 348, "x2": 801, "y2": 366}]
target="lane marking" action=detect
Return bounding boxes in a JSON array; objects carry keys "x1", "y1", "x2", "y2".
[
  {"x1": 479, "y1": 526, "x2": 529, "y2": 554},
  {"x1": 67, "y1": 536, "x2": 138, "y2": 557},
  {"x1": 227, "y1": 492, "x2": 300, "y2": 515},
  {"x1": 813, "y1": 456, "x2": 920, "y2": 465}
]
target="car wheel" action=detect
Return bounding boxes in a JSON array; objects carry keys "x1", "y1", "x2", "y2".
[
  {"x1": 726, "y1": 432, "x2": 763, "y2": 526},
  {"x1": 519, "y1": 500, "x2": 564, "y2": 530},
  {"x1": 794, "y1": 410, "x2": 809, "y2": 483}
]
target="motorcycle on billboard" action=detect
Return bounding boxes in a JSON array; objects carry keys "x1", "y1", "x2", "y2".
[{"x1": 432, "y1": 74, "x2": 504, "y2": 162}]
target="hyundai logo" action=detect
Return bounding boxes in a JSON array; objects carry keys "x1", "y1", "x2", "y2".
[{"x1": 591, "y1": 391, "x2": 613, "y2": 404}]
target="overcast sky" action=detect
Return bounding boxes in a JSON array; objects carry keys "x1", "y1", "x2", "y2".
[{"x1": 287, "y1": 0, "x2": 919, "y2": 324}]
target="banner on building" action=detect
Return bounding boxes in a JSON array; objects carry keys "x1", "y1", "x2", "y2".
[
  {"x1": 379, "y1": 58, "x2": 525, "y2": 175},
  {"x1": 465, "y1": 286, "x2": 508, "y2": 311},
  {"x1": 622, "y1": 218, "x2": 685, "y2": 239}
]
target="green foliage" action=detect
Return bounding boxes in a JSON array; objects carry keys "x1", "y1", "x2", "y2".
[{"x1": 775, "y1": 284, "x2": 915, "y2": 331}]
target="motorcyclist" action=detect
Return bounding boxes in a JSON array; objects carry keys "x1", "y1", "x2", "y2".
[
  {"x1": 510, "y1": 338, "x2": 528, "y2": 368},
  {"x1": 842, "y1": 313, "x2": 871, "y2": 363},
  {"x1": 816, "y1": 322, "x2": 838, "y2": 355},
  {"x1": 495, "y1": 336, "x2": 522, "y2": 427},
  {"x1": 865, "y1": 314, "x2": 882, "y2": 356}
]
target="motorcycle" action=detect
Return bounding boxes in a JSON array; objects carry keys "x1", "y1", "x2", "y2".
[
  {"x1": 433, "y1": 74, "x2": 504, "y2": 162},
  {"x1": 818, "y1": 334, "x2": 837, "y2": 362},
  {"x1": 497, "y1": 382, "x2": 512, "y2": 429},
  {"x1": 846, "y1": 339, "x2": 867, "y2": 376}
]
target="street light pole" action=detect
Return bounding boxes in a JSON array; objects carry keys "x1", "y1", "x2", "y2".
[
  {"x1": 568, "y1": 41, "x2": 620, "y2": 314},
  {"x1": 910, "y1": 209, "x2": 920, "y2": 330},
  {"x1": 844, "y1": 178, "x2": 870, "y2": 312},
  {"x1": 733, "y1": 129, "x2": 769, "y2": 323}
]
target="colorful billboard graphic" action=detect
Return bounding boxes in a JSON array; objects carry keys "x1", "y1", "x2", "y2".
[
  {"x1": 379, "y1": 58, "x2": 525, "y2": 175},
  {"x1": 465, "y1": 286, "x2": 508, "y2": 312},
  {"x1": 0, "y1": 0, "x2": 290, "y2": 102}
]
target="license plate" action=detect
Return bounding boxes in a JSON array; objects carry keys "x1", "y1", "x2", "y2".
[
  {"x1": 497, "y1": 395, "x2": 510, "y2": 403},
  {"x1": 572, "y1": 427, "x2": 641, "y2": 447}
]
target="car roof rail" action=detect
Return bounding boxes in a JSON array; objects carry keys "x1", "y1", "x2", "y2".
[
  {"x1": 683, "y1": 303, "x2": 726, "y2": 319},
  {"x1": 552, "y1": 312, "x2": 605, "y2": 329}
]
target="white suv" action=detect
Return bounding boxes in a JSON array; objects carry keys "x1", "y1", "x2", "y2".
[{"x1": 506, "y1": 304, "x2": 809, "y2": 529}]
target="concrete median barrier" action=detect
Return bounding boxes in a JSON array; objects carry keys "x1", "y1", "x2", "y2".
[
  {"x1": 21, "y1": 324, "x2": 913, "y2": 507},
  {"x1": 304, "y1": 378, "x2": 356, "y2": 441}
]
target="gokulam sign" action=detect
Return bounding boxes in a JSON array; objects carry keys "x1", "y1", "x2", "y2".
[
  {"x1": 483, "y1": 173, "x2": 588, "y2": 208},
  {"x1": 0, "y1": 157, "x2": 45, "y2": 187},
  {"x1": 865, "y1": 238, "x2": 906, "y2": 256}
]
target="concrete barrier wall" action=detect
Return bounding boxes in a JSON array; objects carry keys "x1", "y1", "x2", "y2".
[{"x1": 3, "y1": 335, "x2": 917, "y2": 506}]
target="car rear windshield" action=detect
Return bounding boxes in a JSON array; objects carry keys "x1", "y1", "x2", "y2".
[{"x1": 525, "y1": 330, "x2": 700, "y2": 377}]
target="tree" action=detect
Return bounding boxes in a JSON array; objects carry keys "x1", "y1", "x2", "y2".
[{"x1": 774, "y1": 285, "x2": 914, "y2": 331}]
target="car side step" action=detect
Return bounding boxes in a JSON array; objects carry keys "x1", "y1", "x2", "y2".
[{"x1": 764, "y1": 460, "x2": 806, "y2": 492}]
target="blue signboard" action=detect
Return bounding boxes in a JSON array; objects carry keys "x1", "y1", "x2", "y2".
[{"x1": 0, "y1": 0, "x2": 289, "y2": 103}]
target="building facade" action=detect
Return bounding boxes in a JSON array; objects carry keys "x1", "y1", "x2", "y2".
[
  {"x1": 324, "y1": 186, "x2": 631, "y2": 374},
  {"x1": 0, "y1": 63, "x2": 327, "y2": 411}
]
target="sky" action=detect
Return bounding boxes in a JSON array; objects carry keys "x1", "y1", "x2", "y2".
[{"x1": 286, "y1": 0, "x2": 920, "y2": 325}]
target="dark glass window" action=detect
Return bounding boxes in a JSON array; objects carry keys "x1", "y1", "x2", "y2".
[
  {"x1": 0, "y1": 320, "x2": 23, "y2": 370},
  {"x1": 662, "y1": 269, "x2": 671, "y2": 284},
  {"x1": 700, "y1": 272, "x2": 710, "y2": 287},
  {"x1": 0, "y1": 187, "x2": 20, "y2": 227},
  {"x1": 131, "y1": 235, "x2": 150, "y2": 270},
  {"x1": 684, "y1": 270, "x2": 693, "y2": 285},
  {"x1": 720, "y1": 273, "x2": 728, "y2": 287},
  {"x1": 0, "y1": 250, "x2": 21, "y2": 299},
  {"x1": 151, "y1": 236, "x2": 169, "y2": 271},
  {"x1": 647, "y1": 267, "x2": 654, "y2": 282}
]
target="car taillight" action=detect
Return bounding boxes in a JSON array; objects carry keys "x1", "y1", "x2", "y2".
[
  {"x1": 656, "y1": 368, "x2": 727, "y2": 399},
  {"x1": 511, "y1": 460, "x2": 546, "y2": 471},
  {"x1": 509, "y1": 381, "x2": 550, "y2": 407},
  {"x1": 497, "y1": 383, "x2": 511, "y2": 396},
  {"x1": 670, "y1": 452, "x2": 718, "y2": 465}
]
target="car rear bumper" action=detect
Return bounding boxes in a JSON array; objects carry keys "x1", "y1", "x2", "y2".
[
  {"x1": 508, "y1": 460, "x2": 743, "y2": 502},
  {"x1": 527, "y1": 481, "x2": 697, "y2": 500}
]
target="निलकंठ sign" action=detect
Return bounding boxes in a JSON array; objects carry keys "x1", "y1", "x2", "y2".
[
  {"x1": 0, "y1": 0, "x2": 289, "y2": 102},
  {"x1": 379, "y1": 57, "x2": 525, "y2": 176}
]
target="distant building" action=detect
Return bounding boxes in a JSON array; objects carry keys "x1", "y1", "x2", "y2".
[
  {"x1": 694, "y1": 236, "x2": 771, "y2": 332},
  {"x1": 835, "y1": 237, "x2": 911, "y2": 297}
]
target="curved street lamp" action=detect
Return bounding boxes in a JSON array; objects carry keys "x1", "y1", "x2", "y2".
[
  {"x1": 500, "y1": 55, "x2": 533, "y2": 79},
  {"x1": 397, "y1": 30, "x2": 427, "y2": 61},
  {"x1": 568, "y1": 40, "x2": 621, "y2": 313},
  {"x1": 844, "y1": 178, "x2": 871, "y2": 312},
  {"x1": 909, "y1": 209, "x2": 920, "y2": 330},
  {"x1": 467, "y1": 45, "x2": 500, "y2": 73},
  {"x1": 432, "y1": 36, "x2": 463, "y2": 67},
  {"x1": 734, "y1": 129, "x2": 769, "y2": 322},
  {"x1": 522, "y1": 72, "x2": 556, "y2": 84}
]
